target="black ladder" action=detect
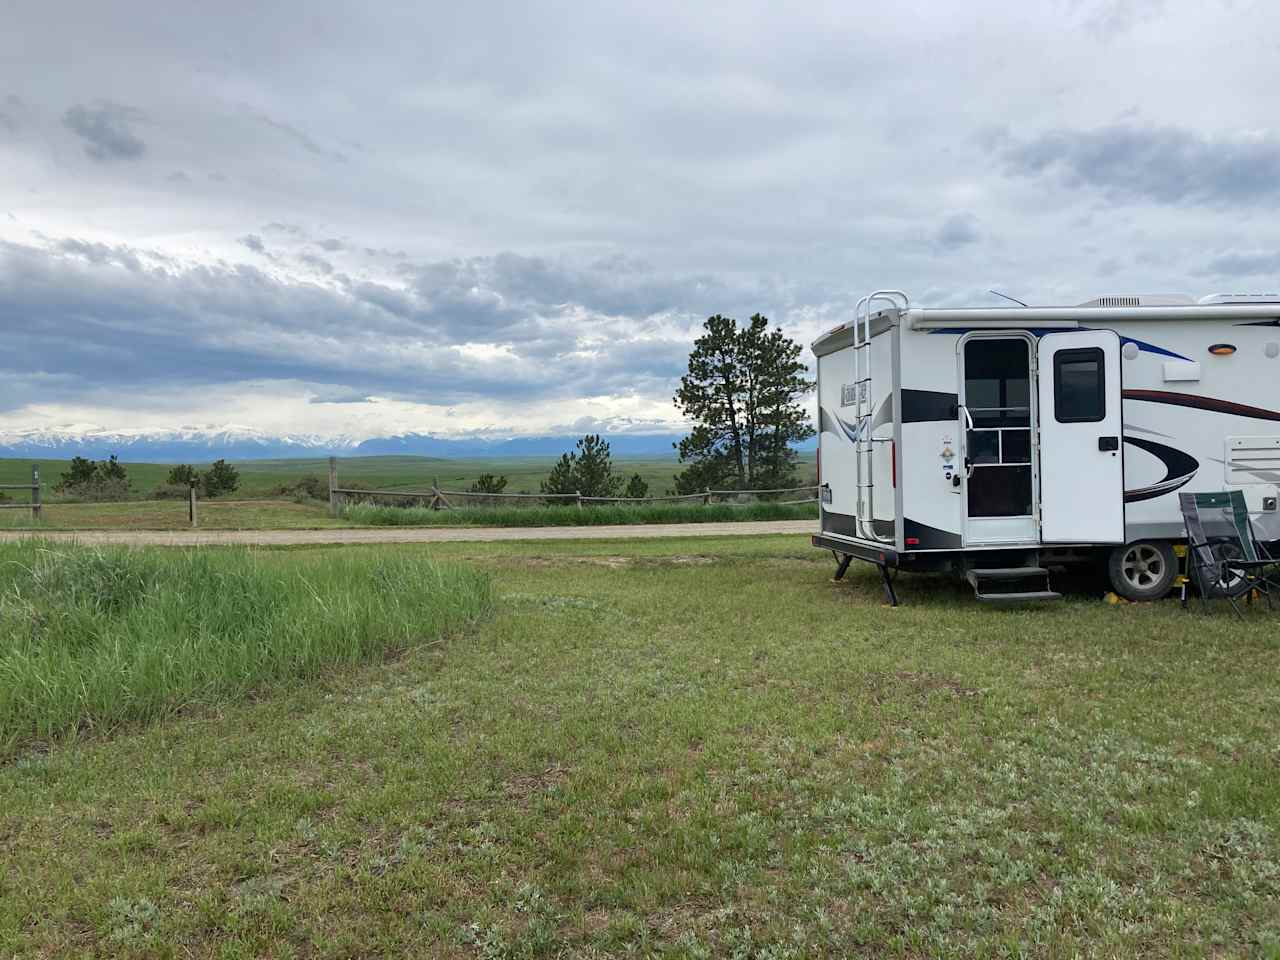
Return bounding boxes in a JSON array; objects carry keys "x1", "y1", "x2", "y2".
[{"x1": 965, "y1": 566, "x2": 1061, "y2": 603}]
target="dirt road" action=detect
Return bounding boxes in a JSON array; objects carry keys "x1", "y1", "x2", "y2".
[{"x1": 0, "y1": 520, "x2": 816, "y2": 547}]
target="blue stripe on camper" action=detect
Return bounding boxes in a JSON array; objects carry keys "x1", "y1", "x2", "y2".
[{"x1": 926, "y1": 327, "x2": 1190, "y2": 361}]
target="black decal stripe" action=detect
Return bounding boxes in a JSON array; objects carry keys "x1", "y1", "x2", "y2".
[
  {"x1": 1122, "y1": 436, "x2": 1199, "y2": 503},
  {"x1": 1123, "y1": 389, "x2": 1280, "y2": 422},
  {"x1": 901, "y1": 389, "x2": 957, "y2": 423},
  {"x1": 903, "y1": 517, "x2": 962, "y2": 549},
  {"x1": 821, "y1": 511, "x2": 860, "y2": 538}
]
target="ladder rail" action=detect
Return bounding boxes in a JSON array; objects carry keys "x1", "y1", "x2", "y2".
[{"x1": 850, "y1": 291, "x2": 909, "y2": 544}]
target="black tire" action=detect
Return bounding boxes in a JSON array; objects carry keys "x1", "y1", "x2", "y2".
[{"x1": 1107, "y1": 540, "x2": 1177, "y2": 600}]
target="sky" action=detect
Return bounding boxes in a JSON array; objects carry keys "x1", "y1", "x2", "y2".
[{"x1": 3, "y1": 0, "x2": 1279, "y2": 440}]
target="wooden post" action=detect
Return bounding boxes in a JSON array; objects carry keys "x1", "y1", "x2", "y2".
[
  {"x1": 328, "y1": 456, "x2": 338, "y2": 517},
  {"x1": 704, "y1": 486, "x2": 711, "y2": 506},
  {"x1": 576, "y1": 490, "x2": 583, "y2": 511},
  {"x1": 188, "y1": 482, "x2": 198, "y2": 528},
  {"x1": 31, "y1": 464, "x2": 41, "y2": 521}
]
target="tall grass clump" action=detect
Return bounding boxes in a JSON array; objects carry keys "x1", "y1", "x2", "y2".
[
  {"x1": 341, "y1": 499, "x2": 818, "y2": 527},
  {"x1": 0, "y1": 541, "x2": 492, "y2": 753}
]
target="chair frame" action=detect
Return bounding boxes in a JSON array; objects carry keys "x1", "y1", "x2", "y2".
[{"x1": 1179, "y1": 491, "x2": 1280, "y2": 617}]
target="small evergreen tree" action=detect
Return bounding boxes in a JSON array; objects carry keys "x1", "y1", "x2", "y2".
[
  {"x1": 56, "y1": 456, "x2": 97, "y2": 492},
  {"x1": 623, "y1": 473, "x2": 649, "y2": 499},
  {"x1": 469, "y1": 473, "x2": 508, "y2": 494},
  {"x1": 201, "y1": 459, "x2": 240, "y2": 497},
  {"x1": 168, "y1": 464, "x2": 199, "y2": 487},
  {"x1": 55, "y1": 455, "x2": 130, "y2": 499},
  {"x1": 540, "y1": 434, "x2": 623, "y2": 500}
]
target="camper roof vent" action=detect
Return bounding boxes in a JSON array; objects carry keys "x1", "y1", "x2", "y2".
[
  {"x1": 1076, "y1": 294, "x2": 1197, "y2": 308},
  {"x1": 1198, "y1": 293, "x2": 1280, "y2": 305}
]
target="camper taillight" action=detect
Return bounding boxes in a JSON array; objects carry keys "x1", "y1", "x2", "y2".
[{"x1": 891, "y1": 441, "x2": 896, "y2": 488}]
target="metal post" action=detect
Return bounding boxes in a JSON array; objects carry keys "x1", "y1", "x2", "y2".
[
  {"x1": 328, "y1": 456, "x2": 338, "y2": 517},
  {"x1": 31, "y1": 464, "x2": 41, "y2": 521},
  {"x1": 576, "y1": 490, "x2": 583, "y2": 510},
  {"x1": 188, "y1": 482, "x2": 198, "y2": 528},
  {"x1": 704, "y1": 486, "x2": 711, "y2": 506}
]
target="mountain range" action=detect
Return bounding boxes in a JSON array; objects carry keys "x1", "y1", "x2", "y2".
[{"x1": 0, "y1": 426, "x2": 697, "y2": 462}]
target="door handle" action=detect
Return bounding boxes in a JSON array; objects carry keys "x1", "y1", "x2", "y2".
[{"x1": 1098, "y1": 436, "x2": 1119, "y2": 452}]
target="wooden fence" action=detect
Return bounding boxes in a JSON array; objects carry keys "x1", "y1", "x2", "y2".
[
  {"x1": 0, "y1": 465, "x2": 42, "y2": 520},
  {"x1": 326, "y1": 457, "x2": 817, "y2": 517}
]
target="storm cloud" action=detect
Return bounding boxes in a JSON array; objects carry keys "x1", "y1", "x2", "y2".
[{"x1": 1, "y1": 0, "x2": 1277, "y2": 439}]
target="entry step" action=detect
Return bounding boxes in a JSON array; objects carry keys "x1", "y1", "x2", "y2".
[
  {"x1": 965, "y1": 566, "x2": 1049, "y2": 582},
  {"x1": 974, "y1": 589, "x2": 1062, "y2": 603},
  {"x1": 965, "y1": 565, "x2": 1061, "y2": 602}
]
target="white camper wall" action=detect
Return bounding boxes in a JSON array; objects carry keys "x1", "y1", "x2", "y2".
[
  {"x1": 897, "y1": 330, "x2": 965, "y2": 548},
  {"x1": 817, "y1": 345, "x2": 859, "y2": 525},
  {"x1": 1110, "y1": 318, "x2": 1280, "y2": 538}
]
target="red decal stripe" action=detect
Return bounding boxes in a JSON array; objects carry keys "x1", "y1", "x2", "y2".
[{"x1": 1122, "y1": 389, "x2": 1280, "y2": 422}]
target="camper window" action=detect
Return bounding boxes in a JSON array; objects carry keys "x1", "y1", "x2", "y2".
[{"x1": 1054, "y1": 348, "x2": 1105, "y2": 423}]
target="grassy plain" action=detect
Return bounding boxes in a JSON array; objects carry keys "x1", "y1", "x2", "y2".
[
  {"x1": 0, "y1": 454, "x2": 802, "y2": 503},
  {"x1": 3, "y1": 533, "x2": 1278, "y2": 956}
]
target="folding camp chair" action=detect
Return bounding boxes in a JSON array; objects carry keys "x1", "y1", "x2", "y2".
[{"x1": 1178, "y1": 491, "x2": 1280, "y2": 616}]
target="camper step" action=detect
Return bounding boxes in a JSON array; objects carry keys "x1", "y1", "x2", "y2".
[
  {"x1": 974, "y1": 589, "x2": 1063, "y2": 603},
  {"x1": 965, "y1": 566, "x2": 1049, "y2": 582}
]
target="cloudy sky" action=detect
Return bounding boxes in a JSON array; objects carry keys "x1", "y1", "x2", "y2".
[{"x1": 2, "y1": 0, "x2": 1278, "y2": 440}]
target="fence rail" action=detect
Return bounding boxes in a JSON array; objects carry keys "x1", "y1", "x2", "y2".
[
  {"x1": 0, "y1": 466, "x2": 41, "y2": 518},
  {"x1": 326, "y1": 457, "x2": 817, "y2": 515}
]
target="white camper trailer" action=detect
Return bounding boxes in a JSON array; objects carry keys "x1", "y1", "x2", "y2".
[{"x1": 812, "y1": 290, "x2": 1280, "y2": 603}]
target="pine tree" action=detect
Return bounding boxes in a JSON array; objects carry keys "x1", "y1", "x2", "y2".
[{"x1": 673, "y1": 314, "x2": 814, "y2": 492}]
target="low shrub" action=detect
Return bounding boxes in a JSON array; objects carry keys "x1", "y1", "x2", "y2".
[
  {"x1": 341, "y1": 499, "x2": 818, "y2": 527},
  {"x1": 148, "y1": 483, "x2": 193, "y2": 501},
  {"x1": 0, "y1": 542, "x2": 493, "y2": 752}
]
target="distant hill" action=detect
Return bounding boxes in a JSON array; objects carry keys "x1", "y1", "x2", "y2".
[{"x1": 0, "y1": 426, "x2": 696, "y2": 463}]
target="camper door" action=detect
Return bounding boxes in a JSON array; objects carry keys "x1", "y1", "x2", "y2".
[{"x1": 1037, "y1": 330, "x2": 1124, "y2": 543}]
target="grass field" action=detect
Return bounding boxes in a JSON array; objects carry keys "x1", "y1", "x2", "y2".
[
  {"x1": 3, "y1": 534, "x2": 1278, "y2": 956},
  {"x1": 0, "y1": 454, "x2": 794, "y2": 504},
  {"x1": 0, "y1": 542, "x2": 492, "y2": 752},
  {"x1": 0, "y1": 499, "x2": 346, "y2": 530},
  {"x1": 342, "y1": 500, "x2": 819, "y2": 527}
]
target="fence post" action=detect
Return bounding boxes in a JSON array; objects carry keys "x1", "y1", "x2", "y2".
[
  {"x1": 328, "y1": 456, "x2": 338, "y2": 517},
  {"x1": 31, "y1": 464, "x2": 41, "y2": 521},
  {"x1": 704, "y1": 486, "x2": 711, "y2": 507},
  {"x1": 576, "y1": 490, "x2": 583, "y2": 511},
  {"x1": 188, "y1": 482, "x2": 198, "y2": 528}
]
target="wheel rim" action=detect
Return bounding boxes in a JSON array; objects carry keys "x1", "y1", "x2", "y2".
[{"x1": 1120, "y1": 544, "x2": 1166, "y2": 590}]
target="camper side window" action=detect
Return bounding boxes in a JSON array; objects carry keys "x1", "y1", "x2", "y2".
[{"x1": 1054, "y1": 348, "x2": 1105, "y2": 423}]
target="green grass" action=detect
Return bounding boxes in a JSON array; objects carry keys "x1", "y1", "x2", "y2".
[
  {"x1": 2, "y1": 454, "x2": 801, "y2": 503},
  {"x1": 342, "y1": 499, "x2": 819, "y2": 526},
  {"x1": 0, "y1": 542, "x2": 492, "y2": 752},
  {"x1": 0, "y1": 498, "x2": 348, "y2": 530},
  {"x1": 3, "y1": 534, "x2": 1279, "y2": 956}
]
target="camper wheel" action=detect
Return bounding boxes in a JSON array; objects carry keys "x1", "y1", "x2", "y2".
[{"x1": 1107, "y1": 541, "x2": 1176, "y2": 601}]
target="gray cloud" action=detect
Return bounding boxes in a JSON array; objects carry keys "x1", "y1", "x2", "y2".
[
  {"x1": 63, "y1": 101, "x2": 146, "y2": 162},
  {"x1": 0, "y1": 239, "x2": 710, "y2": 411},
  {"x1": 298, "y1": 252, "x2": 333, "y2": 274},
  {"x1": 239, "y1": 234, "x2": 265, "y2": 253},
  {"x1": 1197, "y1": 250, "x2": 1280, "y2": 277},
  {"x1": 317, "y1": 238, "x2": 344, "y2": 251},
  {"x1": 309, "y1": 390, "x2": 373, "y2": 404},
  {"x1": 1000, "y1": 125, "x2": 1280, "y2": 206},
  {"x1": 258, "y1": 114, "x2": 347, "y2": 163},
  {"x1": 936, "y1": 213, "x2": 979, "y2": 249}
]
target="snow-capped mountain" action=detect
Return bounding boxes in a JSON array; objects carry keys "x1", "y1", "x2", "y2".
[{"x1": 0, "y1": 426, "x2": 362, "y2": 461}]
